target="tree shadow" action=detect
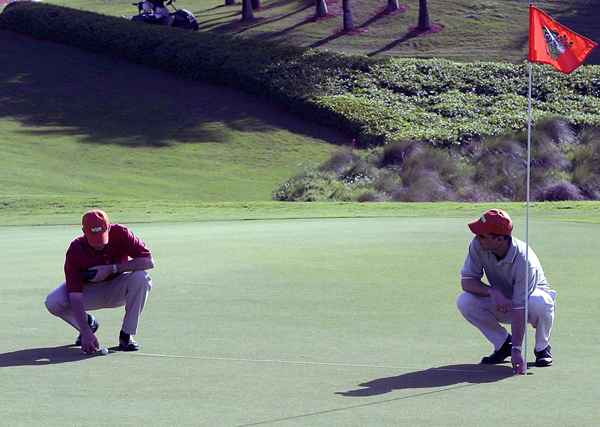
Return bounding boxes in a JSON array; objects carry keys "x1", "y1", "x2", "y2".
[
  {"x1": 197, "y1": 4, "x2": 229, "y2": 13},
  {"x1": 210, "y1": 2, "x2": 312, "y2": 34},
  {"x1": 0, "y1": 345, "x2": 109, "y2": 367},
  {"x1": 367, "y1": 24, "x2": 443, "y2": 57},
  {"x1": 196, "y1": 10, "x2": 241, "y2": 29},
  {"x1": 309, "y1": 9, "x2": 393, "y2": 49},
  {"x1": 0, "y1": 30, "x2": 347, "y2": 147},
  {"x1": 337, "y1": 364, "x2": 514, "y2": 397}
]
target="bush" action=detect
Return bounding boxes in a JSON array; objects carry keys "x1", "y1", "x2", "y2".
[
  {"x1": 537, "y1": 181, "x2": 584, "y2": 201},
  {"x1": 319, "y1": 149, "x2": 358, "y2": 174},
  {"x1": 274, "y1": 125, "x2": 600, "y2": 202},
  {"x1": 357, "y1": 191, "x2": 386, "y2": 202},
  {"x1": 379, "y1": 140, "x2": 419, "y2": 168},
  {"x1": 571, "y1": 130, "x2": 600, "y2": 198},
  {"x1": 272, "y1": 170, "x2": 352, "y2": 202},
  {"x1": 391, "y1": 170, "x2": 456, "y2": 202}
]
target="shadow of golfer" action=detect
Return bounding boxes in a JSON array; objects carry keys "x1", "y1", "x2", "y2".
[
  {"x1": 337, "y1": 364, "x2": 513, "y2": 397},
  {"x1": 0, "y1": 345, "x2": 106, "y2": 367}
]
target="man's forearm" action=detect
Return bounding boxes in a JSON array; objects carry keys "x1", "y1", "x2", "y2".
[
  {"x1": 68, "y1": 292, "x2": 91, "y2": 333},
  {"x1": 461, "y1": 278, "x2": 491, "y2": 296},
  {"x1": 116, "y1": 256, "x2": 155, "y2": 273},
  {"x1": 511, "y1": 309, "x2": 526, "y2": 348}
]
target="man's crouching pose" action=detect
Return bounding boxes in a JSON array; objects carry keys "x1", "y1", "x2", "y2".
[{"x1": 46, "y1": 209, "x2": 154, "y2": 354}]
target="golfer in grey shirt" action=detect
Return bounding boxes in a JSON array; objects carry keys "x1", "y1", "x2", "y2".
[{"x1": 457, "y1": 209, "x2": 556, "y2": 374}]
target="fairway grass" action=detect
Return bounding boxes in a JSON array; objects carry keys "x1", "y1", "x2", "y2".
[{"x1": 2, "y1": 216, "x2": 599, "y2": 426}]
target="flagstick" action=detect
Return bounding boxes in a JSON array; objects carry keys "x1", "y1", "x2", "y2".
[{"x1": 524, "y1": 58, "x2": 533, "y2": 376}]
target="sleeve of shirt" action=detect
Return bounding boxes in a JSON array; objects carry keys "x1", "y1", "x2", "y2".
[
  {"x1": 64, "y1": 244, "x2": 85, "y2": 293},
  {"x1": 460, "y1": 238, "x2": 484, "y2": 281},
  {"x1": 124, "y1": 226, "x2": 152, "y2": 258}
]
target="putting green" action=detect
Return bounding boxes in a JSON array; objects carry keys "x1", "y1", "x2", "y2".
[{"x1": 1, "y1": 217, "x2": 599, "y2": 426}]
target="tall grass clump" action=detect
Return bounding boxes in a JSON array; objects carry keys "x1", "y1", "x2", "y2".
[{"x1": 275, "y1": 120, "x2": 600, "y2": 203}]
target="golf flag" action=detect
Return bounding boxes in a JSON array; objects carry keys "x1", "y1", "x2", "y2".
[{"x1": 529, "y1": 5, "x2": 597, "y2": 74}]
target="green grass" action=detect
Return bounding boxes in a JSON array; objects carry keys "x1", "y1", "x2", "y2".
[
  {"x1": 0, "y1": 29, "x2": 349, "y2": 213},
  {"x1": 3, "y1": 216, "x2": 600, "y2": 426},
  {"x1": 44, "y1": 0, "x2": 600, "y2": 64}
]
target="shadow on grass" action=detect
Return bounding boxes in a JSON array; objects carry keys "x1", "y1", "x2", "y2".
[
  {"x1": 211, "y1": 2, "x2": 312, "y2": 34},
  {"x1": 196, "y1": 10, "x2": 241, "y2": 28},
  {"x1": 0, "y1": 345, "x2": 107, "y2": 367},
  {"x1": 308, "y1": 6, "x2": 398, "y2": 49},
  {"x1": 337, "y1": 364, "x2": 514, "y2": 396},
  {"x1": 367, "y1": 24, "x2": 443, "y2": 57},
  {"x1": 0, "y1": 30, "x2": 347, "y2": 147}
]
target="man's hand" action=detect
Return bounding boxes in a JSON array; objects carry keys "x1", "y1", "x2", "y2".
[
  {"x1": 490, "y1": 287, "x2": 512, "y2": 313},
  {"x1": 511, "y1": 348, "x2": 525, "y2": 375},
  {"x1": 89, "y1": 264, "x2": 115, "y2": 283},
  {"x1": 80, "y1": 330, "x2": 100, "y2": 354}
]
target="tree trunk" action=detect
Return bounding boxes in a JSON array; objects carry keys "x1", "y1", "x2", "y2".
[
  {"x1": 315, "y1": 0, "x2": 328, "y2": 18},
  {"x1": 342, "y1": 0, "x2": 354, "y2": 31},
  {"x1": 251, "y1": 0, "x2": 260, "y2": 10},
  {"x1": 242, "y1": 0, "x2": 254, "y2": 21},
  {"x1": 225, "y1": 0, "x2": 235, "y2": 5},
  {"x1": 417, "y1": 0, "x2": 431, "y2": 30},
  {"x1": 386, "y1": 0, "x2": 400, "y2": 12}
]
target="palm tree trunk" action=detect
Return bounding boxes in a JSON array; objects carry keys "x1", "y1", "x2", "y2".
[
  {"x1": 251, "y1": 0, "x2": 260, "y2": 9},
  {"x1": 242, "y1": 0, "x2": 255, "y2": 21},
  {"x1": 316, "y1": 0, "x2": 328, "y2": 18},
  {"x1": 342, "y1": 0, "x2": 354, "y2": 31},
  {"x1": 386, "y1": 0, "x2": 400, "y2": 13},
  {"x1": 417, "y1": 0, "x2": 431, "y2": 30}
]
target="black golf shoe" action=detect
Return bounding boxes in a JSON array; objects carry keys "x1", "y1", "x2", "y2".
[
  {"x1": 75, "y1": 314, "x2": 100, "y2": 346},
  {"x1": 119, "y1": 330, "x2": 140, "y2": 351},
  {"x1": 535, "y1": 345, "x2": 553, "y2": 367},
  {"x1": 481, "y1": 334, "x2": 512, "y2": 364}
]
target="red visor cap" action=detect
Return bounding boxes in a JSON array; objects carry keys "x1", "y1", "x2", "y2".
[
  {"x1": 468, "y1": 209, "x2": 513, "y2": 236},
  {"x1": 82, "y1": 209, "x2": 110, "y2": 246}
]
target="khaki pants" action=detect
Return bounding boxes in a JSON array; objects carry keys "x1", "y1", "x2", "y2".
[
  {"x1": 45, "y1": 271, "x2": 152, "y2": 336},
  {"x1": 457, "y1": 286, "x2": 556, "y2": 352}
]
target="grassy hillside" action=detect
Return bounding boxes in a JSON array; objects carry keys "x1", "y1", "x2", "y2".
[
  {"x1": 45, "y1": 0, "x2": 600, "y2": 64},
  {"x1": 0, "y1": 30, "x2": 348, "y2": 217}
]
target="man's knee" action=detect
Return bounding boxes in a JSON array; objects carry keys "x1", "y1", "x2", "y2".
[
  {"x1": 45, "y1": 292, "x2": 66, "y2": 315},
  {"x1": 456, "y1": 292, "x2": 477, "y2": 316},
  {"x1": 128, "y1": 271, "x2": 153, "y2": 292}
]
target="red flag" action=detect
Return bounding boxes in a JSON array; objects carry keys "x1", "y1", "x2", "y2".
[{"x1": 529, "y1": 5, "x2": 597, "y2": 74}]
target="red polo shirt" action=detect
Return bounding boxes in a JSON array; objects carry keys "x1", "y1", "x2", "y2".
[{"x1": 64, "y1": 224, "x2": 152, "y2": 293}]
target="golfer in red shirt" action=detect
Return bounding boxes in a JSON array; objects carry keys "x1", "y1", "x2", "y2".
[{"x1": 45, "y1": 209, "x2": 155, "y2": 354}]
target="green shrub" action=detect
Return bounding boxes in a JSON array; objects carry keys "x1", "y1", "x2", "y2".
[
  {"x1": 272, "y1": 170, "x2": 352, "y2": 202},
  {"x1": 275, "y1": 120, "x2": 597, "y2": 202},
  {"x1": 571, "y1": 130, "x2": 600, "y2": 198}
]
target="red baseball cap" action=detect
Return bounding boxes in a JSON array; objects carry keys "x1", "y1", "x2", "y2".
[
  {"x1": 468, "y1": 209, "x2": 513, "y2": 236},
  {"x1": 82, "y1": 209, "x2": 110, "y2": 246}
]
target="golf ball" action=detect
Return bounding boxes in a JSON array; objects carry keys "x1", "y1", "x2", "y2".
[{"x1": 100, "y1": 347, "x2": 109, "y2": 355}]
